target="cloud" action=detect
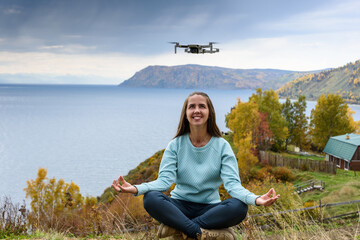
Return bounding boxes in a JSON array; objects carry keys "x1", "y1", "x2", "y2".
[
  {"x1": 258, "y1": 0, "x2": 360, "y2": 34},
  {"x1": 38, "y1": 45, "x2": 64, "y2": 50},
  {"x1": 1, "y1": 28, "x2": 359, "y2": 85},
  {"x1": 63, "y1": 35, "x2": 83, "y2": 39},
  {"x1": 0, "y1": 51, "x2": 151, "y2": 82},
  {"x1": 220, "y1": 31, "x2": 360, "y2": 71},
  {"x1": 38, "y1": 44, "x2": 97, "y2": 53},
  {"x1": 3, "y1": 6, "x2": 21, "y2": 15},
  {"x1": 1, "y1": 0, "x2": 360, "y2": 84}
]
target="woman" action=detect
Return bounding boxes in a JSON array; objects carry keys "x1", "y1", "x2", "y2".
[{"x1": 112, "y1": 92, "x2": 279, "y2": 240}]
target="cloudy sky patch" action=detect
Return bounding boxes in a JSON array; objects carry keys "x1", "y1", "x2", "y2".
[{"x1": 0, "y1": 0, "x2": 359, "y2": 84}]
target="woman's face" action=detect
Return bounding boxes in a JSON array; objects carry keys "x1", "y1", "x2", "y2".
[{"x1": 186, "y1": 94, "x2": 209, "y2": 128}]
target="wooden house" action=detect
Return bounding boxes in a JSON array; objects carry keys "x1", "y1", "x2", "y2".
[{"x1": 323, "y1": 133, "x2": 360, "y2": 171}]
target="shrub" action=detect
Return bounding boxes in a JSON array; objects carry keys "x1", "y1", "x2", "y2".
[
  {"x1": 24, "y1": 168, "x2": 86, "y2": 233},
  {"x1": 302, "y1": 200, "x2": 320, "y2": 220},
  {"x1": 246, "y1": 176, "x2": 301, "y2": 215},
  {"x1": 251, "y1": 165, "x2": 273, "y2": 182},
  {"x1": 273, "y1": 166, "x2": 295, "y2": 182},
  {"x1": 0, "y1": 197, "x2": 28, "y2": 238},
  {"x1": 23, "y1": 168, "x2": 158, "y2": 238},
  {"x1": 24, "y1": 168, "x2": 105, "y2": 236}
]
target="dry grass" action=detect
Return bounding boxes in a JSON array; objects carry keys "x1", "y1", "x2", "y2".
[
  {"x1": 236, "y1": 212, "x2": 359, "y2": 240},
  {"x1": 322, "y1": 181, "x2": 360, "y2": 204},
  {"x1": 0, "y1": 196, "x2": 28, "y2": 238},
  {"x1": 2, "y1": 186, "x2": 359, "y2": 239}
]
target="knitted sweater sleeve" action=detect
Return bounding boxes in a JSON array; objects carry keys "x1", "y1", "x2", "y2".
[
  {"x1": 220, "y1": 141, "x2": 259, "y2": 206},
  {"x1": 134, "y1": 141, "x2": 177, "y2": 196}
]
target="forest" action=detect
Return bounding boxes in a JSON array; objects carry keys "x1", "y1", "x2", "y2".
[{"x1": 277, "y1": 60, "x2": 360, "y2": 104}]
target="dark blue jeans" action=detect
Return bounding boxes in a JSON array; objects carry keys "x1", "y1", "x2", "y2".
[{"x1": 143, "y1": 191, "x2": 248, "y2": 238}]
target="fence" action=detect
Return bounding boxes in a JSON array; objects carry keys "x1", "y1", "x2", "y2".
[
  {"x1": 293, "y1": 179, "x2": 325, "y2": 194},
  {"x1": 258, "y1": 151, "x2": 337, "y2": 174}
]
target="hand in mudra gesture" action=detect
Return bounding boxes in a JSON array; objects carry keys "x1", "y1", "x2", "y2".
[
  {"x1": 112, "y1": 176, "x2": 138, "y2": 194},
  {"x1": 255, "y1": 188, "x2": 280, "y2": 206}
]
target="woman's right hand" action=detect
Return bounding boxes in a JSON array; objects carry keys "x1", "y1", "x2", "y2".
[{"x1": 112, "y1": 175, "x2": 138, "y2": 194}]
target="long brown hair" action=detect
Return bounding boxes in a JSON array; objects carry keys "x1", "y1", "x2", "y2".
[{"x1": 174, "y1": 92, "x2": 222, "y2": 138}]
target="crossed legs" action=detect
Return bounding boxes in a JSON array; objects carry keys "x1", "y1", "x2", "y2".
[{"x1": 143, "y1": 191, "x2": 248, "y2": 239}]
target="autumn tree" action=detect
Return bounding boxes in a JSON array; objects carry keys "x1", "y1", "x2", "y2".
[
  {"x1": 347, "y1": 108, "x2": 360, "y2": 134},
  {"x1": 235, "y1": 133, "x2": 259, "y2": 181},
  {"x1": 292, "y1": 95, "x2": 309, "y2": 150},
  {"x1": 254, "y1": 112, "x2": 273, "y2": 151},
  {"x1": 226, "y1": 98, "x2": 260, "y2": 180},
  {"x1": 310, "y1": 94, "x2": 358, "y2": 150},
  {"x1": 250, "y1": 89, "x2": 288, "y2": 151},
  {"x1": 282, "y1": 98, "x2": 294, "y2": 149},
  {"x1": 226, "y1": 98, "x2": 260, "y2": 144},
  {"x1": 24, "y1": 168, "x2": 85, "y2": 229},
  {"x1": 282, "y1": 96, "x2": 309, "y2": 151}
]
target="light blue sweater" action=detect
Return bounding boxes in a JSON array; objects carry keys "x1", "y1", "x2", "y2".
[{"x1": 135, "y1": 134, "x2": 259, "y2": 205}]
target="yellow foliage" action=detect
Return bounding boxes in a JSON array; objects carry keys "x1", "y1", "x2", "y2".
[
  {"x1": 246, "y1": 176, "x2": 302, "y2": 216},
  {"x1": 227, "y1": 98, "x2": 259, "y2": 146},
  {"x1": 24, "y1": 167, "x2": 87, "y2": 229},
  {"x1": 236, "y1": 132, "x2": 258, "y2": 182},
  {"x1": 347, "y1": 107, "x2": 360, "y2": 134},
  {"x1": 353, "y1": 77, "x2": 360, "y2": 85},
  {"x1": 227, "y1": 99, "x2": 260, "y2": 180},
  {"x1": 108, "y1": 193, "x2": 149, "y2": 226}
]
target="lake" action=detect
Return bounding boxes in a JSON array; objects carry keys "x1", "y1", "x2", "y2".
[{"x1": 1, "y1": 85, "x2": 360, "y2": 204}]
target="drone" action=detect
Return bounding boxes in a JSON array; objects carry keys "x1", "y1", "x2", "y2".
[{"x1": 169, "y1": 42, "x2": 219, "y2": 54}]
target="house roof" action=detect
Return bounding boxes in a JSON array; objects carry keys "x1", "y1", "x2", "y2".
[{"x1": 323, "y1": 133, "x2": 360, "y2": 161}]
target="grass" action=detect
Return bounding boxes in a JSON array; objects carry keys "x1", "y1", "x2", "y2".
[
  {"x1": 2, "y1": 228, "x2": 154, "y2": 240},
  {"x1": 3, "y1": 230, "x2": 145, "y2": 239},
  {"x1": 293, "y1": 168, "x2": 360, "y2": 217},
  {"x1": 294, "y1": 169, "x2": 360, "y2": 201},
  {"x1": 277, "y1": 151, "x2": 325, "y2": 161},
  {"x1": 234, "y1": 210, "x2": 360, "y2": 240},
  {"x1": 4, "y1": 218, "x2": 359, "y2": 240}
]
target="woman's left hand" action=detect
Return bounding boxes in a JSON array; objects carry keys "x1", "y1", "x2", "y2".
[{"x1": 255, "y1": 188, "x2": 280, "y2": 206}]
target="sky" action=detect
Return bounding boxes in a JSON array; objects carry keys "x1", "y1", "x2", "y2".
[{"x1": 0, "y1": 0, "x2": 360, "y2": 85}]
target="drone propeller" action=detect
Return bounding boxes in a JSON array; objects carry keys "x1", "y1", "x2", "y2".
[{"x1": 168, "y1": 42, "x2": 179, "y2": 53}]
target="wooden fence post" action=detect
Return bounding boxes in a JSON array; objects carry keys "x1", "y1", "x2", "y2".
[{"x1": 319, "y1": 199, "x2": 323, "y2": 223}]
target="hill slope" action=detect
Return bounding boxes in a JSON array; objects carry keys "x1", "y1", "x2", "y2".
[
  {"x1": 277, "y1": 60, "x2": 360, "y2": 104},
  {"x1": 119, "y1": 64, "x2": 314, "y2": 90}
]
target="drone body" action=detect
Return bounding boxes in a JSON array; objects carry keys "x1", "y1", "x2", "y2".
[{"x1": 170, "y1": 42, "x2": 219, "y2": 54}]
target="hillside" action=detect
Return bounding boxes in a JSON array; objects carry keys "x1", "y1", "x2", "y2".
[
  {"x1": 99, "y1": 149, "x2": 165, "y2": 203},
  {"x1": 119, "y1": 64, "x2": 314, "y2": 90},
  {"x1": 277, "y1": 60, "x2": 360, "y2": 104}
]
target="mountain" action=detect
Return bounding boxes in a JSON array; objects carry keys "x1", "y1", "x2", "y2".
[
  {"x1": 277, "y1": 60, "x2": 360, "y2": 104},
  {"x1": 119, "y1": 64, "x2": 315, "y2": 90}
]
